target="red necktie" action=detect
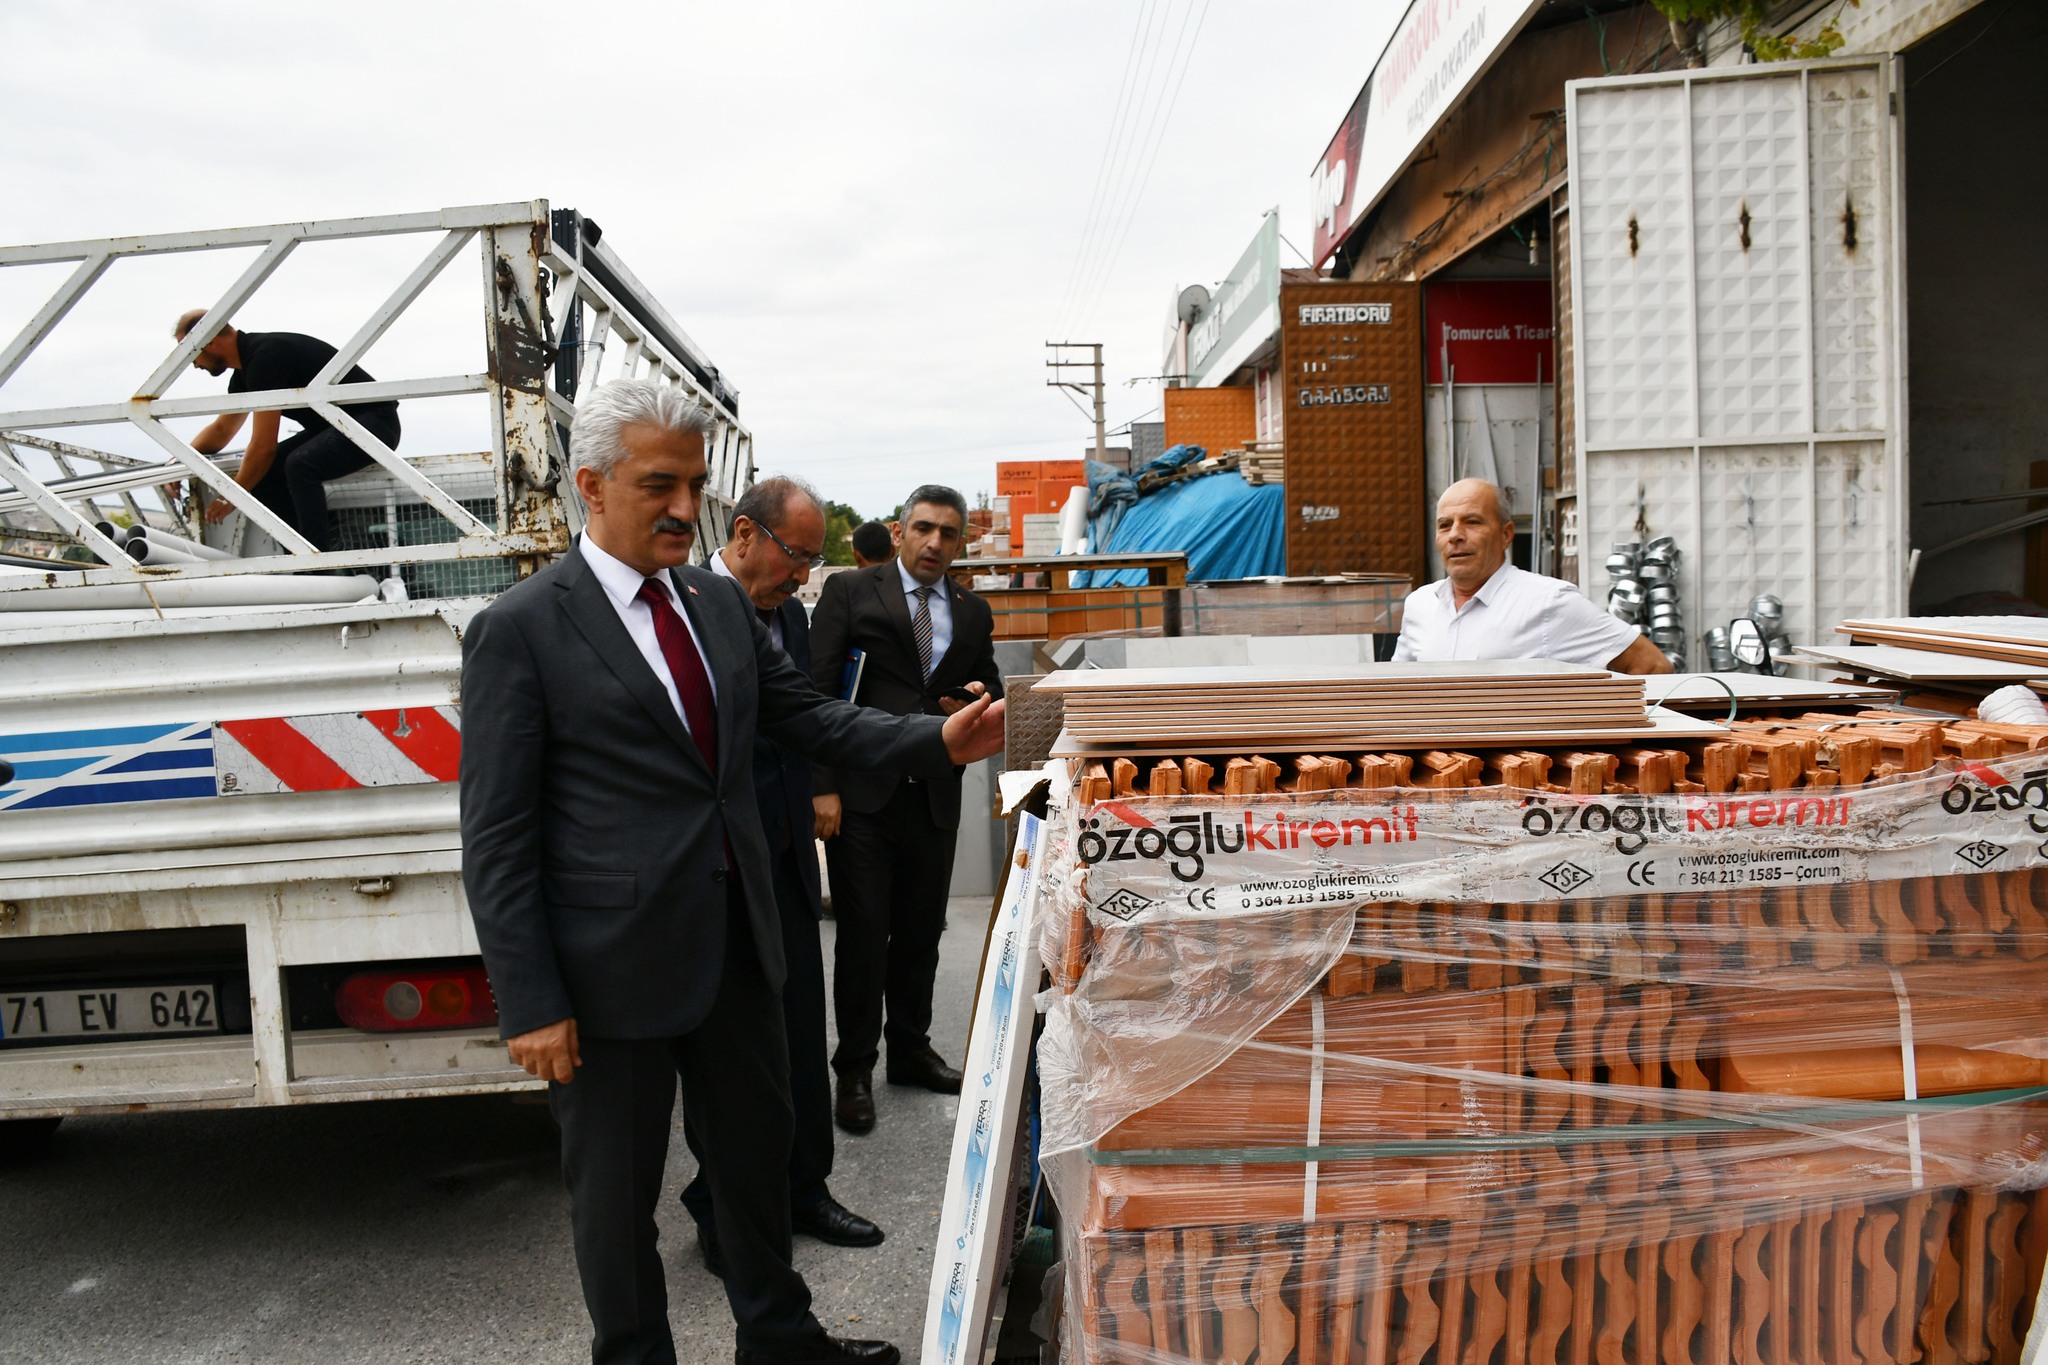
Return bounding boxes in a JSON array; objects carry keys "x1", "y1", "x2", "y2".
[{"x1": 636, "y1": 577, "x2": 719, "y2": 774}]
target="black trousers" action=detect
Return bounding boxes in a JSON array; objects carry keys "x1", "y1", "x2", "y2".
[
  {"x1": 825, "y1": 779, "x2": 957, "y2": 1077},
  {"x1": 680, "y1": 842, "x2": 834, "y2": 1221},
  {"x1": 248, "y1": 417, "x2": 397, "y2": 553},
  {"x1": 548, "y1": 892, "x2": 822, "y2": 1364}
]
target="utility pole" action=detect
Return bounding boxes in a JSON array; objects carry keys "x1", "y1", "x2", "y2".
[{"x1": 1045, "y1": 341, "x2": 1107, "y2": 462}]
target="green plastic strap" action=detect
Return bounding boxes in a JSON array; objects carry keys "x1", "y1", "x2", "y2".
[{"x1": 1088, "y1": 1085, "x2": 2048, "y2": 1167}]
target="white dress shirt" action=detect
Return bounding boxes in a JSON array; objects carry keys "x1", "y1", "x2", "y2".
[
  {"x1": 895, "y1": 558, "x2": 952, "y2": 673},
  {"x1": 710, "y1": 548, "x2": 782, "y2": 650},
  {"x1": 1393, "y1": 560, "x2": 1639, "y2": 669},
  {"x1": 580, "y1": 534, "x2": 718, "y2": 727}
]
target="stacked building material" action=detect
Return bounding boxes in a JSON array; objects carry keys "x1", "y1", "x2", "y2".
[{"x1": 1032, "y1": 675, "x2": 2048, "y2": 1365}]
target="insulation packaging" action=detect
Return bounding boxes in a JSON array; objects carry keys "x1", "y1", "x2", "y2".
[{"x1": 1033, "y1": 737, "x2": 2048, "y2": 1365}]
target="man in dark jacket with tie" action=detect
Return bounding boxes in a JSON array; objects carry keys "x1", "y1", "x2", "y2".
[
  {"x1": 459, "y1": 382, "x2": 1006, "y2": 1365},
  {"x1": 808, "y1": 485, "x2": 1003, "y2": 1134},
  {"x1": 683, "y1": 475, "x2": 885, "y2": 1272}
]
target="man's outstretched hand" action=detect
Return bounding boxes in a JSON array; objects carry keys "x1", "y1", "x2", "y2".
[
  {"x1": 941, "y1": 689, "x2": 1005, "y2": 766},
  {"x1": 507, "y1": 1017, "x2": 581, "y2": 1083}
]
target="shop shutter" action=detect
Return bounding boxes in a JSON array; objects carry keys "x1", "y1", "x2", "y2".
[{"x1": 1564, "y1": 59, "x2": 1905, "y2": 652}]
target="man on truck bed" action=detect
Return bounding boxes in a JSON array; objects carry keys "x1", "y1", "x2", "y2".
[
  {"x1": 460, "y1": 378, "x2": 1006, "y2": 1365},
  {"x1": 1395, "y1": 478, "x2": 1674, "y2": 675},
  {"x1": 173, "y1": 310, "x2": 402, "y2": 551}
]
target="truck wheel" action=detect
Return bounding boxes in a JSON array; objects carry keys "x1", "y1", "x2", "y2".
[{"x1": 0, "y1": 1116, "x2": 62, "y2": 1161}]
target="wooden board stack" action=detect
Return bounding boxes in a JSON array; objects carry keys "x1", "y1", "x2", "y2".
[
  {"x1": 1043, "y1": 671, "x2": 2048, "y2": 1365},
  {"x1": 1838, "y1": 617, "x2": 2048, "y2": 672},
  {"x1": 1042, "y1": 661, "x2": 1676, "y2": 749}
]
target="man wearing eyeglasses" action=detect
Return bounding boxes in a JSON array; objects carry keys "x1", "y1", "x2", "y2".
[{"x1": 689, "y1": 476, "x2": 887, "y2": 1271}]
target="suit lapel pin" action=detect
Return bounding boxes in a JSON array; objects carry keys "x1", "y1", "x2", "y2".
[{"x1": 687, "y1": 585, "x2": 699, "y2": 595}]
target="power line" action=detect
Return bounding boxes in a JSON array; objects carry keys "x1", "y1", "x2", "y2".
[
  {"x1": 1050, "y1": 0, "x2": 1160, "y2": 332},
  {"x1": 1057, "y1": 0, "x2": 1182, "y2": 336},
  {"x1": 1066, "y1": 0, "x2": 1213, "y2": 335}
]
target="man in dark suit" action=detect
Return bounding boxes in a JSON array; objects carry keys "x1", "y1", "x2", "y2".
[
  {"x1": 460, "y1": 382, "x2": 1005, "y2": 1365},
  {"x1": 682, "y1": 475, "x2": 885, "y2": 1272},
  {"x1": 808, "y1": 485, "x2": 1003, "y2": 1135}
]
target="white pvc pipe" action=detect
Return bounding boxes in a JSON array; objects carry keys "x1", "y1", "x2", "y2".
[
  {"x1": 126, "y1": 538, "x2": 205, "y2": 566},
  {"x1": 0, "y1": 574, "x2": 379, "y2": 611},
  {"x1": 135, "y1": 523, "x2": 238, "y2": 562},
  {"x1": 1057, "y1": 484, "x2": 1089, "y2": 556}
]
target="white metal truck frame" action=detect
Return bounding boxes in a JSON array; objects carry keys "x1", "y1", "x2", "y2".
[{"x1": 0, "y1": 201, "x2": 753, "y2": 1122}]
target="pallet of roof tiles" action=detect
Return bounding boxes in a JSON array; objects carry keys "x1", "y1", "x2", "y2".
[
  {"x1": 1052, "y1": 906, "x2": 2048, "y2": 1363},
  {"x1": 1070, "y1": 1183, "x2": 2048, "y2": 1365},
  {"x1": 1030, "y1": 733, "x2": 2048, "y2": 1363}
]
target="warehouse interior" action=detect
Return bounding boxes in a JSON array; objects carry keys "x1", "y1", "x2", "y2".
[{"x1": 1904, "y1": 1, "x2": 2048, "y2": 612}]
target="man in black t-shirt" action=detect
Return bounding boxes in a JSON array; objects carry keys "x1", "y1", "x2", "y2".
[{"x1": 174, "y1": 310, "x2": 402, "y2": 552}]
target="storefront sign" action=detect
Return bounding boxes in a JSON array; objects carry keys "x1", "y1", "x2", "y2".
[
  {"x1": 1187, "y1": 213, "x2": 1282, "y2": 388},
  {"x1": 1424, "y1": 279, "x2": 1554, "y2": 384},
  {"x1": 1311, "y1": 0, "x2": 1543, "y2": 266}
]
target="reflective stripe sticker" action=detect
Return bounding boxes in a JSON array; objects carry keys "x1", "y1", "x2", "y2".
[
  {"x1": 0, "y1": 723, "x2": 217, "y2": 811},
  {"x1": 214, "y1": 707, "x2": 461, "y2": 796}
]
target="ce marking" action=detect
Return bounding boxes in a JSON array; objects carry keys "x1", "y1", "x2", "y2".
[
  {"x1": 1626, "y1": 860, "x2": 1658, "y2": 887},
  {"x1": 1186, "y1": 887, "x2": 1218, "y2": 911}
]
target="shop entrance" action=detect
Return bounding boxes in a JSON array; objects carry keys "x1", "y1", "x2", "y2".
[{"x1": 1902, "y1": 2, "x2": 2048, "y2": 612}]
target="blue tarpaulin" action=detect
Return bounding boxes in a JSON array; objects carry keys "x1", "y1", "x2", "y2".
[{"x1": 1070, "y1": 444, "x2": 1284, "y2": 586}]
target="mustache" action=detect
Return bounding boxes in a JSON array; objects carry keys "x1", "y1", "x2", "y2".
[{"x1": 654, "y1": 517, "x2": 695, "y2": 536}]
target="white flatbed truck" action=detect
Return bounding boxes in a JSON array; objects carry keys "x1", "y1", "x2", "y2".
[{"x1": 0, "y1": 201, "x2": 751, "y2": 1150}]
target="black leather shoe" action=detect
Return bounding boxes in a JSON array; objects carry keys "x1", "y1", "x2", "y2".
[
  {"x1": 699, "y1": 1223, "x2": 728, "y2": 1279},
  {"x1": 885, "y1": 1044, "x2": 963, "y2": 1094},
  {"x1": 734, "y1": 1337, "x2": 899, "y2": 1365},
  {"x1": 834, "y1": 1071, "x2": 875, "y2": 1134},
  {"x1": 793, "y1": 1192, "x2": 885, "y2": 1248}
]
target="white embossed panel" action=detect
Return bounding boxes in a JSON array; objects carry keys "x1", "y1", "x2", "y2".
[
  {"x1": 1582, "y1": 446, "x2": 1697, "y2": 613},
  {"x1": 1813, "y1": 441, "x2": 1894, "y2": 627},
  {"x1": 1691, "y1": 73, "x2": 1810, "y2": 440},
  {"x1": 1808, "y1": 66, "x2": 1889, "y2": 434},
  {"x1": 1574, "y1": 83, "x2": 1694, "y2": 447},
  {"x1": 1699, "y1": 446, "x2": 1814, "y2": 645}
]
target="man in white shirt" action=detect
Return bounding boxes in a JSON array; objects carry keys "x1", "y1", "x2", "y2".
[{"x1": 1393, "y1": 479, "x2": 1673, "y2": 674}]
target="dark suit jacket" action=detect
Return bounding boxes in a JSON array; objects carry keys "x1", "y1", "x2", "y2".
[
  {"x1": 458, "y1": 543, "x2": 950, "y2": 1041},
  {"x1": 751, "y1": 594, "x2": 822, "y2": 918},
  {"x1": 807, "y1": 561, "x2": 1002, "y2": 831}
]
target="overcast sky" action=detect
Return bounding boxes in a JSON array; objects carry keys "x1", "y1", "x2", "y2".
[{"x1": 0, "y1": 1, "x2": 1402, "y2": 521}]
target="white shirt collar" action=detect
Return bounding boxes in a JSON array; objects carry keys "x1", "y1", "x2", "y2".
[
  {"x1": 895, "y1": 557, "x2": 947, "y2": 599},
  {"x1": 1440, "y1": 557, "x2": 1517, "y2": 612},
  {"x1": 581, "y1": 533, "x2": 678, "y2": 612},
  {"x1": 710, "y1": 547, "x2": 743, "y2": 590}
]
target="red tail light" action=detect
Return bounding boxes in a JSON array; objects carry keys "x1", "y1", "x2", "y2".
[{"x1": 335, "y1": 966, "x2": 497, "y2": 1032}]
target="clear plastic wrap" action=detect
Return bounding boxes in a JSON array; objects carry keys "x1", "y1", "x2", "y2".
[{"x1": 1035, "y1": 748, "x2": 2048, "y2": 1364}]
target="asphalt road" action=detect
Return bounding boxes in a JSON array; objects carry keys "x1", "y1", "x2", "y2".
[{"x1": 0, "y1": 894, "x2": 999, "y2": 1364}]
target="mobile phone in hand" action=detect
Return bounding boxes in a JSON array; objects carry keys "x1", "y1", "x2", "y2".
[{"x1": 939, "y1": 685, "x2": 980, "y2": 703}]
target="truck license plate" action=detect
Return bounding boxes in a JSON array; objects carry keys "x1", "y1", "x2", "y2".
[{"x1": 0, "y1": 984, "x2": 222, "y2": 1041}]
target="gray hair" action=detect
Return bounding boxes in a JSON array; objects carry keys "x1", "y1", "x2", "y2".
[
  {"x1": 733, "y1": 474, "x2": 823, "y2": 532},
  {"x1": 570, "y1": 378, "x2": 716, "y2": 479}
]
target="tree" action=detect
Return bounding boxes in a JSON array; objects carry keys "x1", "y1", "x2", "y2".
[
  {"x1": 1649, "y1": 0, "x2": 1858, "y2": 66},
  {"x1": 822, "y1": 499, "x2": 865, "y2": 567}
]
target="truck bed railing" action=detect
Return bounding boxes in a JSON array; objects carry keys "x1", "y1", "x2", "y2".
[{"x1": 0, "y1": 200, "x2": 752, "y2": 598}]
